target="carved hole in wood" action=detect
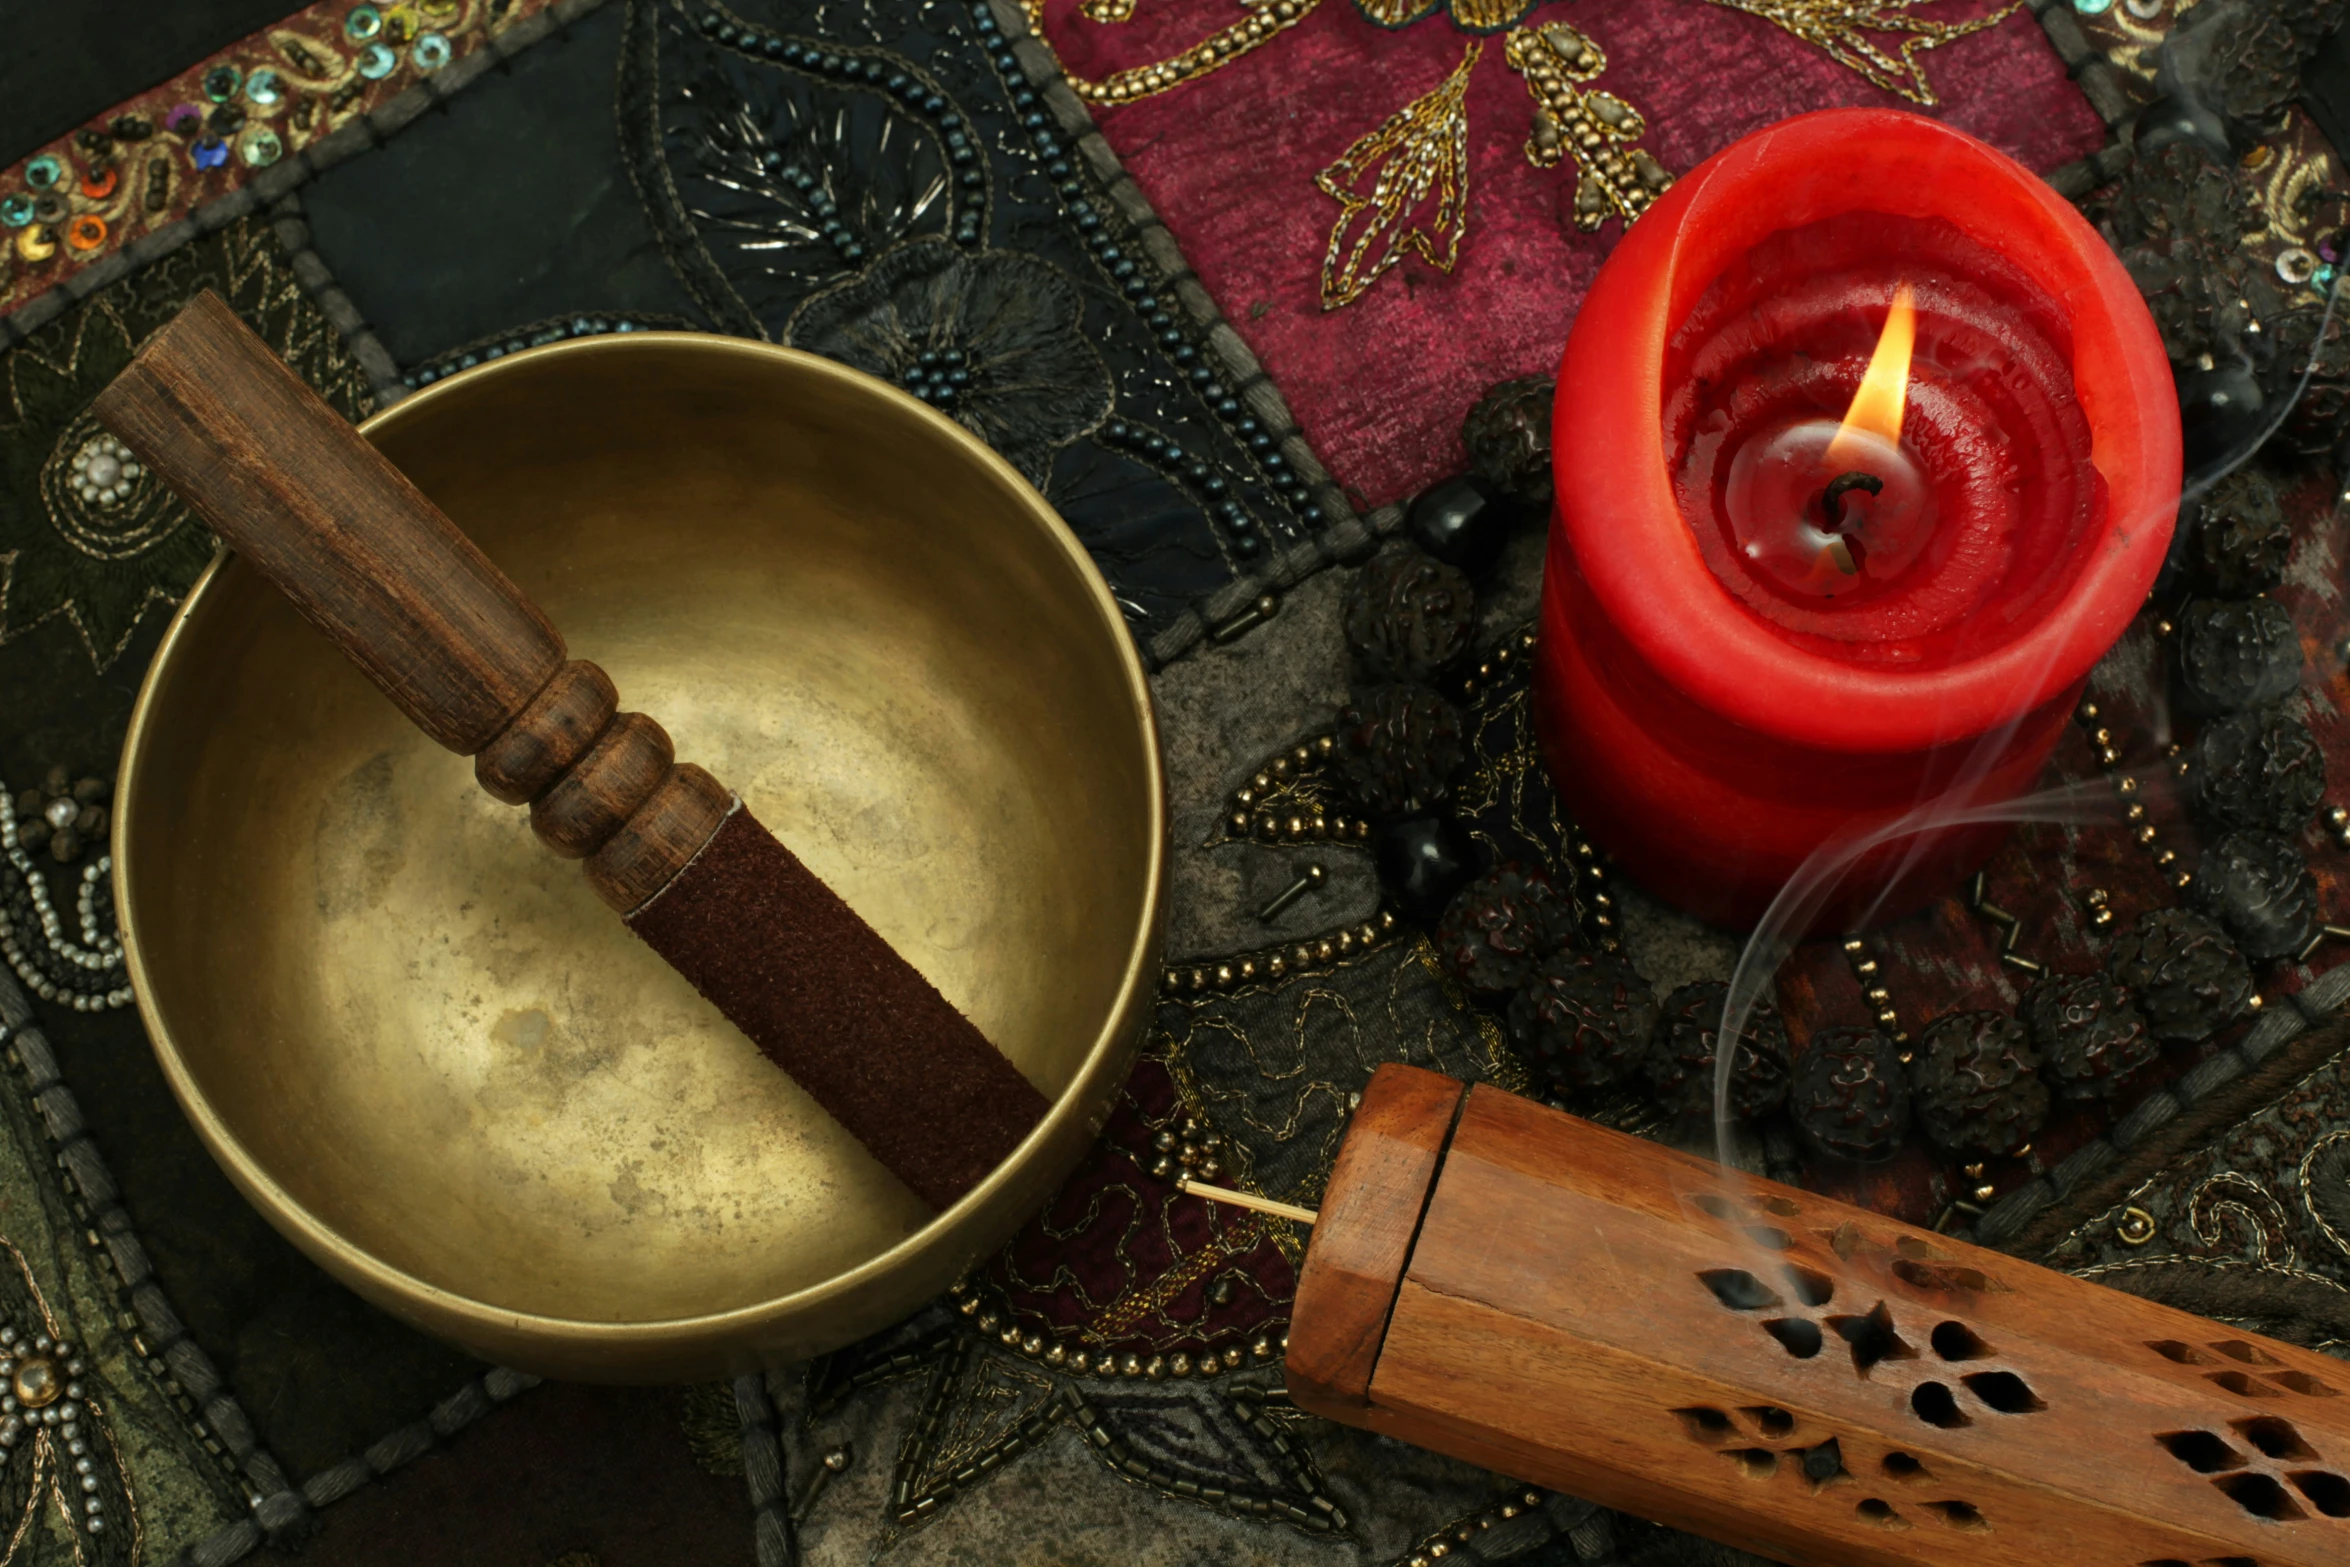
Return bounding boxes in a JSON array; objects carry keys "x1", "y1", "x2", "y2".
[
  {"x1": 1880, "y1": 1451, "x2": 1928, "y2": 1480},
  {"x1": 2214, "y1": 1471, "x2": 2307, "y2": 1521},
  {"x1": 2210, "y1": 1370, "x2": 2286, "y2": 1398},
  {"x1": 1744, "y1": 1225, "x2": 1792, "y2": 1250},
  {"x1": 1698, "y1": 1269, "x2": 1781, "y2": 1311},
  {"x1": 1782, "y1": 1263, "x2": 1835, "y2": 1307},
  {"x1": 1796, "y1": 1435, "x2": 1847, "y2": 1488},
  {"x1": 1891, "y1": 1258, "x2": 2005, "y2": 1293},
  {"x1": 1673, "y1": 1407, "x2": 1735, "y2": 1444},
  {"x1": 2193, "y1": 1558, "x2": 2259, "y2": 1567},
  {"x1": 1753, "y1": 1194, "x2": 1801, "y2": 1217},
  {"x1": 1960, "y1": 1370, "x2": 2044, "y2": 1414},
  {"x1": 1930, "y1": 1321, "x2": 1991, "y2": 1362},
  {"x1": 2290, "y1": 1470, "x2": 2350, "y2": 1516},
  {"x1": 1763, "y1": 1318, "x2": 1822, "y2": 1358},
  {"x1": 2232, "y1": 1416, "x2": 2316, "y2": 1462},
  {"x1": 2157, "y1": 1430, "x2": 2246, "y2": 1473},
  {"x1": 2135, "y1": 1558, "x2": 2194, "y2": 1567},
  {"x1": 1721, "y1": 1448, "x2": 1777, "y2": 1478},
  {"x1": 2211, "y1": 1339, "x2": 2285, "y2": 1367},
  {"x1": 1693, "y1": 1194, "x2": 1742, "y2": 1222},
  {"x1": 1923, "y1": 1500, "x2": 1987, "y2": 1531},
  {"x1": 1740, "y1": 1405, "x2": 1794, "y2": 1439},
  {"x1": 1828, "y1": 1301, "x2": 1913, "y2": 1373},
  {"x1": 1909, "y1": 1382, "x2": 1967, "y2": 1429},
  {"x1": 1854, "y1": 1498, "x2": 1909, "y2": 1529},
  {"x1": 2271, "y1": 1370, "x2": 2339, "y2": 1397},
  {"x1": 2149, "y1": 1339, "x2": 2215, "y2": 1365}
]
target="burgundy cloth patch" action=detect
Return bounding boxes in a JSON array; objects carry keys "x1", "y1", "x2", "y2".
[
  {"x1": 627, "y1": 807, "x2": 1049, "y2": 1210},
  {"x1": 1049, "y1": 0, "x2": 2108, "y2": 508}
]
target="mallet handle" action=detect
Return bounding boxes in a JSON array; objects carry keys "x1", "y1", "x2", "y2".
[{"x1": 94, "y1": 291, "x2": 725, "y2": 913}]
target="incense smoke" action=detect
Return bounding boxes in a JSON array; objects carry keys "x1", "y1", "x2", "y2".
[{"x1": 1709, "y1": 270, "x2": 2347, "y2": 1169}]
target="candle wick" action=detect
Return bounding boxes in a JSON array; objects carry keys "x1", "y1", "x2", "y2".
[
  {"x1": 1818, "y1": 470, "x2": 1882, "y2": 578},
  {"x1": 1821, "y1": 470, "x2": 1884, "y2": 532}
]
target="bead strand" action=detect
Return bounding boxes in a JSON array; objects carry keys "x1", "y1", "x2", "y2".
[
  {"x1": 2075, "y1": 697, "x2": 2192, "y2": 895},
  {"x1": 695, "y1": 7, "x2": 986, "y2": 248},
  {"x1": 970, "y1": 1, "x2": 1325, "y2": 534},
  {"x1": 1160, "y1": 910, "x2": 1402, "y2": 996},
  {"x1": 0, "y1": 786, "x2": 129, "y2": 1012},
  {"x1": 1100, "y1": 419, "x2": 1266, "y2": 559}
]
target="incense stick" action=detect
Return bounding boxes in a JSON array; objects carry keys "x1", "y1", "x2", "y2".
[{"x1": 1176, "y1": 1176, "x2": 1319, "y2": 1226}]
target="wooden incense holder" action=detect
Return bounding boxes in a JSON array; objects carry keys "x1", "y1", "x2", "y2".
[
  {"x1": 95, "y1": 292, "x2": 1048, "y2": 1210},
  {"x1": 1262, "y1": 1064, "x2": 2350, "y2": 1567}
]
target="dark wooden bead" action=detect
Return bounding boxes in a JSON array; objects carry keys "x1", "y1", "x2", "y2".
[
  {"x1": 474, "y1": 660, "x2": 620, "y2": 805},
  {"x1": 586, "y1": 763, "x2": 732, "y2": 913},
  {"x1": 2130, "y1": 91, "x2": 2230, "y2": 162},
  {"x1": 2177, "y1": 357, "x2": 2267, "y2": 475},
  {"x1": 1405, "y1": 475, "x2": 1511, "y2": 575},
  {"x1": 530, "y1": 711, "x2": 674, "y2": 859},
  {"x1": 1374, "y1": 814, "x2": 1478, "y2": 924}
]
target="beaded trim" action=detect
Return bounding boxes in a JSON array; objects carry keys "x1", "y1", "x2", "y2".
[
  {"x1": 0, "y1": 0, "x2": 570, "y2": 326},
  {"x1": 0, "y1": 783, "x2": 129, "y2": 1014}
]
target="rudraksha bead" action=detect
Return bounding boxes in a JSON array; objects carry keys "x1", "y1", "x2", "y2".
[
  {"x1": 1342, "y1": 545, "x2": 1476, "y2": 683},
  {"x1": 2106, "y1": 907, "x2": 2253, "y2": 1042},
  {"x1": 1460, "y1": 375, "x2": 1556, "y2": 511},
  {"x1": 2022, "y1": 972, "x2": 2156, "y2": 1102},
  {"x1": 1332, "y1": 683, "x2": 1466, "y2": 820},
  {"x1": 1912, "y1": 1011, "x2": 2048, "y2": 1158},
  {"x1": 1789, "y1": 1027, "x2": 1910, "y2": 1164},
  {"x1": 1509, "y1": 948, "x2": 1655, "y2": 1093},
  {"x1": 1644, "y1": 980, "x2": 1791, "y2": 1124},
  {"x1": 2175, "y1": 597, "x2": 2302, "y2": 713},
  {"x1": 2195, "y1": 829, "x2": 2319, "y2": 961},
  {"x1": 1434, "y1": 864, "x2": 1569, "y2": 999},
  {"x1": 2192, "y1": 707, "x2": 2327, "y2": 834}
]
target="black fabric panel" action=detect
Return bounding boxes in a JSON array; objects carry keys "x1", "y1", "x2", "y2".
[
  {"x1": 0, "y1": 0, "x2": 304, "y2": 164},
  {"x1": 301, "y1": 4, "x2": 710, "y2": 366}
]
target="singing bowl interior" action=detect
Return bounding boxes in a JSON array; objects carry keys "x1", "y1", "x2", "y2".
[{"x1": 116, "y1": 336, "x2": 1163, "y2": 1379}]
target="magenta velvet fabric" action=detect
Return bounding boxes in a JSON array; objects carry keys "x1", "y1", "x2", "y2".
[{"x1": 1047, "y1": 0, "x2": 2110, "y2": 508}]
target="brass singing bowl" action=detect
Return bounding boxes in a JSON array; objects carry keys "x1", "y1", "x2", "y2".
[{"x1": 116, "y1": 335, "x2": 1165, "y2": 1381}]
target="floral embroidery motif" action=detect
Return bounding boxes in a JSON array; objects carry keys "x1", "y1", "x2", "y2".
[
  {"x1": 0, "y1": 219, "x2": 367, "y2": 670},
  {"x1": 0, "y1": 0, "x2": 565, "y2": 322},
  {"x1": 1352, "y1": 0, "x2": 1535, "y2": 37},
  {"x1": 1504, "y1": 21, "x2": 1675, "y2": 233},
  {"x1": 1699, "y1": 0, "x2": 2022, "y2": 108},
  {"x1": 789, "y1": 243, "x2": 1113, "y2": 486},
  {"x1": 0, "y1": 1240, "x2": 137, "y2": 1562},
  {"x1": 1316, "y1": 43, "x2": 1482, "y2": 310}
]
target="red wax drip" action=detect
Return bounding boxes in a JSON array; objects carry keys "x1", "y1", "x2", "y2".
[{"x1": 1664, "y1": 213, "x2": 2101, "y2": 667}]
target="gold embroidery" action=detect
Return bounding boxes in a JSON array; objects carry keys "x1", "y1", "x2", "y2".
[
  {"x1": 1088, "y1": 1213, "x2": 1270, "y2": 1337},
  {"x1": 1352, "y1": 0, "x2": 1443, "y2": 27},
  {"x1": 1316, "y1": 42, "x2": 1481, "y2": 310},
  {"x1": 1502, "y1": 23, "x2": 1673, "y2": 233},
  {"x1": 1080, "y1": 0, "x2": 1139, "y2": 22},
  {"x1": 1018, "y1": 0, "x2": 1324, "y2": 105},
  {"x1": 1699, "y1": 0, "x2": 2021, "y2": 108}
]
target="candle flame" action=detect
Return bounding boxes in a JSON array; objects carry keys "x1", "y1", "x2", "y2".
[{"x1": 1826, "y1": 283, "x2": 1916, "y2": 465}]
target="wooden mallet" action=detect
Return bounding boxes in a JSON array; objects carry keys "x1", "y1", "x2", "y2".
[
  {"x1": 1187, "y1": 1063, "x2": 2350, "y2": 1567},
  {"x1": 96, "y1": 291, "x2": 1047, "y2": 1211}
]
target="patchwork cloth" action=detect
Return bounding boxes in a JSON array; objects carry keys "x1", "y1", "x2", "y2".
[{"x1": 0, "y1": 2, "x2": 2346, "y2": 1566}]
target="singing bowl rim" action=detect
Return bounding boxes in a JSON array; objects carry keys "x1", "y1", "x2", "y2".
[{"x1": 112, "y1": 332, "x2": 1166, "y2": 1377}]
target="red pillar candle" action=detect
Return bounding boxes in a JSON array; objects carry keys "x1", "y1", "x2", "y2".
[{"x1": 1535, "y1": 110, "x2": 2179, "y2": 925}]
